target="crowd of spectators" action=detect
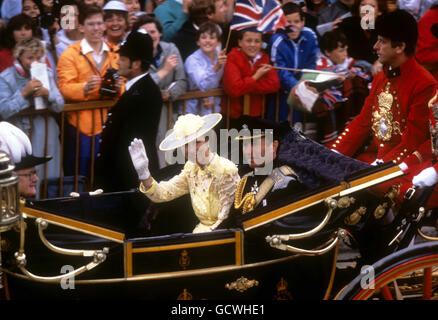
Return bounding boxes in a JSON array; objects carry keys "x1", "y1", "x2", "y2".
[{"x1": 0, "y1": 0, "x2": 437, "y2": 198}]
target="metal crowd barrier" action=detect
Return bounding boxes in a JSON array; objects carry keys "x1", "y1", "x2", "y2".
[{"x1": 10, "y1": 89, "x2": 292, "y2": 199}]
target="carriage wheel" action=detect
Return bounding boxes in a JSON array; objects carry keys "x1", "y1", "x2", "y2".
[{"x1": 335, "y1": 241, "x2": 438, "y2": 300}]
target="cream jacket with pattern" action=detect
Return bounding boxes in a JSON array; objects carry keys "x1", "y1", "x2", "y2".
[{"x1": 140, "y1": 153, "x2": 240, "y2": 233}]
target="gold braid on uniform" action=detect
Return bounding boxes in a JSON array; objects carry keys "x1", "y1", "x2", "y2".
[
  {"x1": 234, "y1": 166, "x2": 297, "y2": 214},
  {"x1": 234, "y1": 176, "x2": 256, "y2": 214}
]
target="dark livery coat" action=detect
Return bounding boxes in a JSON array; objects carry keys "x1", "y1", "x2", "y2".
[{"x1": 94, "y1": 73, "x2": 162, "y2": 192}]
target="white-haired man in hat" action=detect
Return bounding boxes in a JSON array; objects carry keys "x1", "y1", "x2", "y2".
[
  {"x1": 0, "y1": 121, "x2": 51, "y2": 199},
  {"x1": 129, "y1": 113, "x2": 240, "y2": 233}
]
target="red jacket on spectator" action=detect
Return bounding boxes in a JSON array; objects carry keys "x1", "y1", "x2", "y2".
[
  {"x1": 0, "y1": 48, "x2": 14, "y2": 73},
  {"x1": 416, "y1": 7, "x2": 438, "y2": 81},
  {"x1": 222, "y1": 47, "x2": 280, "y2": 119}
]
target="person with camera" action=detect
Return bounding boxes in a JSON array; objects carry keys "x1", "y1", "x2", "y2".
[
  {"x1": 57, "y1": 4, "x2": 124, "y2": 179},
  {"x1": 94, "y1": 29, "x2": 162, "y2": 193}
]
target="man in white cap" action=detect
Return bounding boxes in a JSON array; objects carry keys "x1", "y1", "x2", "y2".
[{"x1": 129, "y1": 113, "x2": 240, "y2": 233}]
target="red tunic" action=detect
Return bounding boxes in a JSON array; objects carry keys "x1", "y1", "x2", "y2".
[
  {"x1": 332, "y1": 57, "x2": 437, "y2": 166},
  {"x1": 384, "y1": 90, "x2": 438, "y2": 208},
  {"x1": 416, "y1": 7, "x2": 438, "y2": 81},
  {"x1": 222, "y1": 47, "x2": 280, "y2": 119}
]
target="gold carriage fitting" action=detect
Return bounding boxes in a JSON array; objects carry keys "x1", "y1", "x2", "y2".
[
  {"x1": 5, "y1": 153, "x2": 437, "y2": 300},
  {"x1": 372, "y1": 82, "x2": 402, "y2": 142}
]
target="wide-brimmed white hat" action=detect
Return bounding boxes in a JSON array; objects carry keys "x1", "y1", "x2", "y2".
[{"x1": 159, "y1": 113, "x2": 222, "y2": 151}]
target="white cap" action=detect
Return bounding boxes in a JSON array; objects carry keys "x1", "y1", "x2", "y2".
[{"x1": 103, "y1": 0, "x2": 128, "y2": 12}]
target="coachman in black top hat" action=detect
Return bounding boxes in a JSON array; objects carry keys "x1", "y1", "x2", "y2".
[{"x1": 94, "y1": 29, "x2": 163, "y2": 193}]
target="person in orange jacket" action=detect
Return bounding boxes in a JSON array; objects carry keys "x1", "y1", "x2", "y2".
[{"x1": 57, "y1": 4, "x2": 124, "y2": 178}]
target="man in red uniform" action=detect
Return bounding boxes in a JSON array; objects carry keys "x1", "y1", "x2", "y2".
[
  {"x1": 332, "y1": 10, "x2": 437, "y2": 169},
  {"x1": 386, "y1": 91, "x2": 438, "y2": 208},
  {"x1": 409, "y1": 92, "x2": 438, "y2": 208}
]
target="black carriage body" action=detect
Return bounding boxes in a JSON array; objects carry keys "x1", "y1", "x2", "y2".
[{"x1": 1, "y1": 164, "x2": 407, "y2": 300}]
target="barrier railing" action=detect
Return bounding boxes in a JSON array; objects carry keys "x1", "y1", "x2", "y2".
[{"x1": 10, "y1": 89, "x2": 288, "y2": 199}]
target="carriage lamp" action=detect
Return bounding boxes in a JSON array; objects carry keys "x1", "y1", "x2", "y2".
[
  {"x1": 0, "y1": 151, "x2": 20, "y2": 233},
  {"x1": 0, "y1": 151, "x2": 21, "y2": 295}
]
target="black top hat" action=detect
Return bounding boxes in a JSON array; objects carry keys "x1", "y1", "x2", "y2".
[
  {"x1": 375, "y1": 10, "x2": 418, "y2": 50},
  {"x1": 234, "y1": 116, "x2": 289, "y2": 141},
  {"x1": 117, "y1": 29, "x2": 153, "y2": 63},
  {"x1": 15, "y1": 155, "x2": 52, "y2": 171}
]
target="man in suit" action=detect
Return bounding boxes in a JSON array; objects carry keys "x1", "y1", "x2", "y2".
[{"x1": 94, "y1": 29, "x2": 162, "y2": 192}]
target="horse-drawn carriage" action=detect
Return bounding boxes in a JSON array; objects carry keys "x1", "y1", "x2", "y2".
[{"x1": 0, "y1": 137, "x2": 437, "y2": 301}]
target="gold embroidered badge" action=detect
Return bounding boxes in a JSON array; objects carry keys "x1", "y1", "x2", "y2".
[{"x1": 372, "y1": 82, "x2": 401, "y2": 142}]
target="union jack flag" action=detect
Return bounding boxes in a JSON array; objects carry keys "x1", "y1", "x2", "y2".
[
  {"x1": 349, "y1": 67, "x2": 371, "y2": 81},
  {"x1": 323, "y1": 63, "x2": 371, "y2": 81},
  {"x1": 230, "y1": 0, "x2": 288, "y2": 33},
  {"x1": 322, "y1": 89, "x2": 348, "y2": 110}
]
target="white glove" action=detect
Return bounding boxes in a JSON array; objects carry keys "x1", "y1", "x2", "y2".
[
  {"x1": 0, "y1": 121, "x2": 32, "y2": 163},
  {"x1": 128, "y1": 138, "x2": 150, "y2": 180},
  {"x1": 399, "y1": 162, "x2": 408, "y2": 171},
  {"x1": 371, "y1": 159, "x2": 383, "y2": 166},
  {"x1": 412, "y1": 167, "x2": 438, "y2": 188},
  {"x1": 70, "y1": 189, "x2": 103, "y2": 197}
]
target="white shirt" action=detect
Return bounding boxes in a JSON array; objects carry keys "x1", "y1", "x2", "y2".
[
  {"x1": 125, "y1": 72, "x2": 149, "y2": 91},
  {"x1": 80, "y1": 39, "x2": 110, "y2": 65}
]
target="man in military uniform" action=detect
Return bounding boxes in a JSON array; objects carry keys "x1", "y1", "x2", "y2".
[
  {"x1": 233, "y1": 116, "x2": 307, "y2": 215},
  {"x1": 332, "y1": 10, "x2": 437, "y2": 168}
]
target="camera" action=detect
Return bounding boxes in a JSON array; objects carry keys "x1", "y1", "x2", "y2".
[
  {"x1": 39, "y1": 12, "x2": 56, "y2": 30},
  {"x1": 99, "y1": 68, "x2": 120, "y2": 97}
]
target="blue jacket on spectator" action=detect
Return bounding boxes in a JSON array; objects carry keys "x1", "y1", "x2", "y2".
[
  {"x1": 268, "y1": 27, "x2": 319, "y2": 122},
  {"x1": 154, "y1": 0, "x2": 189, "y2": 42},
  {"x1": 184, "y1": 48, "x2": 223, "y2": 116}
]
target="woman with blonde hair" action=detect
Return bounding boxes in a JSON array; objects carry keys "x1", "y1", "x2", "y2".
[{"x1": 0, "y1": 37, "x2": 64, "y2": 198}]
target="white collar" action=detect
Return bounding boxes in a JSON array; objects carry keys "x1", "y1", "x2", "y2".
[
  {"x1": 126, "y1": 72, "x2": 148, "y2": 91},
  {"x1": 249, "y1": 53, "x2": 262, "y2": 67},
  {"x1": 80, "y1": 38, "x2": 109, "y2": 55}
]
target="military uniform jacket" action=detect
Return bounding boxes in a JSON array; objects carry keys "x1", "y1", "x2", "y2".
[
  {"x1": 233, "y1": 161, "x2": 306, "y2": 215},
  {"x1": 94, "y1": 73, "x2": 162, "y2": 192},
  {"x1": 332, "y1": 57, "x2": 437, "y2": 165}
]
